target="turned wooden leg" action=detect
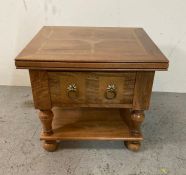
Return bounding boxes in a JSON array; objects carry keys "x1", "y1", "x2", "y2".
[
  {"x1": 39, "y1": 110, "x2": 58, "y2": 152},
  {"x1": 125, "y1": 110, "x2": 145, "y2": 152},
  {"x1": 131, "y1": 110, "x2": 145, "y2": 136},
  {"x1": 39, "y1": 110, "x2": 54, "y2": 135}
]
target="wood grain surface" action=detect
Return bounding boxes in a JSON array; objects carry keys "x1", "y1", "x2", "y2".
[
  {"x1": 40, "y1": 107, "x2": 143, "y2": 141},
  {"x1": 133, "y1": 71, "x2": 155, "y2": 110},
  {"x1": 48, "y1": 72, "x2": 136, "y2": 107},
  {"x1": 15, "y1": 26, "x2": 169, "y2": 70},
  {"x1": 29, "y1": 70, "x2": 51, "y2": 109}
]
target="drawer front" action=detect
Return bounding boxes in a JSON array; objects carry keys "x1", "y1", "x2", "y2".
[{"x1": 48, "y1": 72, "x2": 136, "y2": 107}]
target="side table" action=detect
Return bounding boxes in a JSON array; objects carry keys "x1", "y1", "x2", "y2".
[{"x1": 15, "y1": 26, "x2": 169, "y2": 152}]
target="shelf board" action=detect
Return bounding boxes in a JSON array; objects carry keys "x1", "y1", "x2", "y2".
[{"x1": 40, "y1": 108, "x2": 143, "y2": 141}]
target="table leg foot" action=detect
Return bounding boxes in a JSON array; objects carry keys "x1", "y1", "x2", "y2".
[
  {"x1": 42, "y1": 140, "x2": 58, "y2": 152},
  {"x1": 124, "y1": 141, "x2": 141, "y2": 152}
]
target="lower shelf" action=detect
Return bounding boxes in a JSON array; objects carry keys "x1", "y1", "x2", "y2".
[{"x1": 40, "y1": 107, "x2": 143, "y2": 141}]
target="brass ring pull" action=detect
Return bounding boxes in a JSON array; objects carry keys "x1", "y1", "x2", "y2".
[
  {"x1": 67, "y1": 84, "x2": 78, "y2": 99},
  {"x1": 105, "y1": 84, "x2": 117, "y2": 100}
]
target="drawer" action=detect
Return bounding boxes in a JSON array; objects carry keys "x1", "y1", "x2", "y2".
[{"x1": 48, "y1": 72, "x2": 136, "y2": 107}]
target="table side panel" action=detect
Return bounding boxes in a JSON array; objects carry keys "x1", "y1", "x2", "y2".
[
  {"x1": 133, "y1": 71, "x2": 155, "y2": 110},
  {"x1": 29, "y1": 70, "x2": 52, "y2": 110},
  {"x1": 29, "y1": 70, "x2": 155, "y2": 110}
]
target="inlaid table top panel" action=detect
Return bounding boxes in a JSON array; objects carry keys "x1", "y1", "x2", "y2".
[{"x1": 15, "y1": 26, "x2": 168, "y2": 70}]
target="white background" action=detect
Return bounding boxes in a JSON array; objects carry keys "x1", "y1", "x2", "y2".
[{"x1": 0, "y1": 0, "x2": 186, "y2": 92}]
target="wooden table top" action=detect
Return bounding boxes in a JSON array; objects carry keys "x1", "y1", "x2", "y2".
[{"x1": 15, "y1": 26, "x2": 169, "y2": 70}]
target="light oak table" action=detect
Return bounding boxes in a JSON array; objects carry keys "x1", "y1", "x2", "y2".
[{"x1": 15, "y1": 26, "x2": 169, "y2": 152}]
